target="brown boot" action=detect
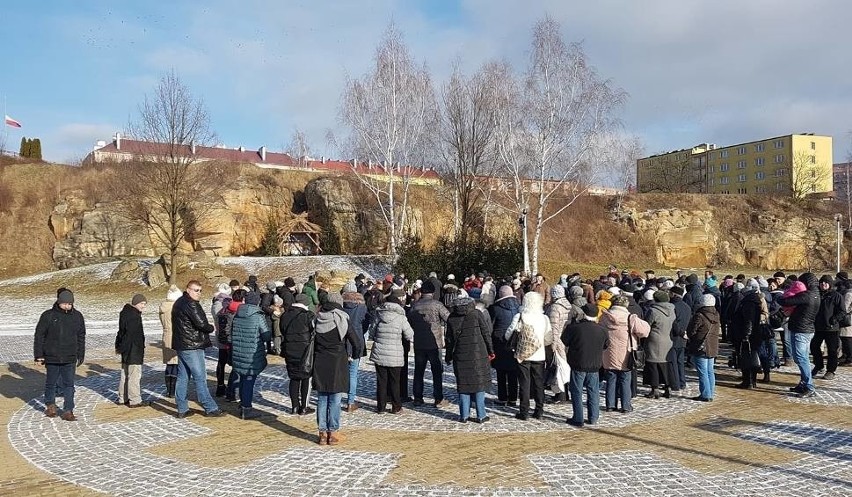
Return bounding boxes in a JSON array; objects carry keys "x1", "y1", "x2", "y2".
[
  {"x1": 327, "y1": 431, "x2": 341, "y2": 446},
  {"x1": 45, "y1": 404, "x2": 57, "y2": 418},
  {"x1": 60, "y1": 411, "x2": 77, "y2": 421},
  {"x1": 318, "y1": 431, "x2": 328, "y2": 445}
]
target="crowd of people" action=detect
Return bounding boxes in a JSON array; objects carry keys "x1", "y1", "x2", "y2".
[{"x1": 32, "y1": 266, "x2": 851, "y2": 444}]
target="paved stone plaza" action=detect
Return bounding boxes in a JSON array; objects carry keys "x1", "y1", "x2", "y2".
[{"x1": 3, "y1": 334, "x2": 852, "y2": 496}]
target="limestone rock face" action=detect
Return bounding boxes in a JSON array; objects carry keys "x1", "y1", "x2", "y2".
[
  {"x1": 304, "y1": 177, "x2": 383, "y2": 253},
  {"x1": 50, "y1": 194, "x2": 156, "y2": 269},
  {"x1": 616, "y1": 201, "x2": 839, "y2": 270}
]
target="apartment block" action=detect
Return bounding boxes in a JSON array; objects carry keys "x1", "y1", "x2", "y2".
[{"x1": 637, "y1": 134, "x2": 833, "y2": 197}]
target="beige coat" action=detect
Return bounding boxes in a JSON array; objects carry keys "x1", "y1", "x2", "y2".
[{"x1": 159, "y1": 301, "x2": 178, "y2": 365}]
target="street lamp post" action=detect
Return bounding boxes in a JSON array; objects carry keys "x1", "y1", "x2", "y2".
[
  {"x1": 519, "y1": 207, "x2": 530, "y2": 276},
  {"x1": 834, "y1": 213, "x2": 843, "y2": 274}
]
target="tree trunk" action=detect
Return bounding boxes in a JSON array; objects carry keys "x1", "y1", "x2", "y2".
[
  {"x1": 388, "y1": 176, "x2": 397, "y2": 256},
  {"x1": 168, "y1": 247, "x2": 177, "y2": 285}
]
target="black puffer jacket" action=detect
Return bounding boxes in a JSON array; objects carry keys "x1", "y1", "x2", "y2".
[
  {"x1": 116, "y1": 304, "x2": 145, "y2": 364},
  {"x1": 815, "y1": 289, "x2": 844, "y2": 332},
  {"x1": 280, "y1": 305, "x2": 314, "y2": 379},
  {"x1": 730, "y1": 290, "x2": 763, "y2": 344},
  {"x1": 487, "y1": 296, "x2": 520, "y2": 371},
  {"x1": 776, "y1": 272, "x2": 821, "y2": 334},
  {"x1": 34, "y1": 303, "x2": 86, "y2": 364},
  {"x1": 446, "y1": 298, "x2": 494, "y2": 393},
  {"x1": 171, "y1": 294, "x2": 215, "y2": 351}
]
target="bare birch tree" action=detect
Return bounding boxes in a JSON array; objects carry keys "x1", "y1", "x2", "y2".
[
  {"x1": 790, "y1": 150, "x2": 832, "y2": 200},
  {"x1": 339, "y1": 23, "x2": 437, "y2": 256},
  {"x1": 494, "y1": 16, "x2": 625, "y2": 275},
  {"x1": 285, "y1": 128, "x2": 312, "y2": 167},
  {"x1": 435, "y1": 62, "x2": 502, "y2": 246},
  {"x1": 117, "y1": 70, "x2": 220, "y2": 284}
]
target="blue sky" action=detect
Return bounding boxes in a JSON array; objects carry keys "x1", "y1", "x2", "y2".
[{"x1": 2, "y1": 0, "x2": 851, "y2": 165}]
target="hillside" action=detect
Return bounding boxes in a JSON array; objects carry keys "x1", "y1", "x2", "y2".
[{"x1": 0, "y1": 159, "x2": 847, "y2": 283}]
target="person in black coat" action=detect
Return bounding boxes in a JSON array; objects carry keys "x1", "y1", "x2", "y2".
[
  {"x1": 487, "y1": 286, "x2": 521, "y2": 406},
  {"x1": 563, "y1": 303, "x2": 609, "y2": 427},
  {"x1": 280, "y1": 293, "x2": 315, "y2": 415},
  {"x1": 812, "y1": 275, "x2": 845, "y2": 380},
  {"x1": 776, "y1": 272, "x2": 821, "y2": 396},
  {"x1": 730, "y1": 283, "x2": 764, "y2": 389},
  {"x1": 446, "y1": 297, "x2": 494, "y2": 423},
  {"x1": 34, "y1": 289, "x2": 86, "y2": 421},
  {"x1": 115, "y1": 294, "x2": 149, "y2": 407},
  {"x1": 668, "y1": 288, "x2": 691, "y2": 390}
]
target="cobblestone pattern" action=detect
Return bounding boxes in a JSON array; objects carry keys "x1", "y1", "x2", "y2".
[
  {"x1": 780, "y1": 365, "x2": 852, "y2": 407},
  {"x1": 10, "y1": 370, "x2": 852, "y2": 497}
]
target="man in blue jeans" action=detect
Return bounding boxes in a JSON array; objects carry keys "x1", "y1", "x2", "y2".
[
  {"x1": 172, "y1": 280, "x2": 224, "y2": 418},
  {"x1": 562, "y1": 303, "x2": 609, "y2": 427},
  {"x1": 34, "y1": 289, "x2": 86, "y2": 421},
  {"x1": 777, "y1": 272, "x2": 821, "y2": 398}
]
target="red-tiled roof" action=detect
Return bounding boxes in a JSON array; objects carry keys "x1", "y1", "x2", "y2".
[{"x1": 95, "y1": 138, "x2": 441, "y2": 179}]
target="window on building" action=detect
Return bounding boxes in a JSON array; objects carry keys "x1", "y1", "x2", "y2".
[
  {"x1": 721, "y1": 176, "x2": 729, "y2": 185},
  {"x1": 720, "y1": 163, "x2": 729, "y2": 171},
  {"x1": 775, "y1": 154, "x2": 785, "y2": 163},
  {"x1": 774, "y1": 139, "x2": 784, "y2": 149},
  {"x1": 810, "y1": 155, "x2": 816, "y2": 164},
  {"x1": 708, "y1": 178, "x2": 715, "y2": 186},
  {"x1": 708, "y1": 165, "x2": 715, "y2": 173},
  {"x1": 756, "y1": 171, "x2": 765, "y2": 180},
  {"x1": 738, "y1": 174, "x2": 746, "y2": 182},
  {"x1": 737, "y1": 160, "x2": 746, "y2": 169},
  {"x1": 737, "y1": 187, "x2": 748, "y2": 194},
  {"x1": 811, "y1": 141, "x2": 816, "y2": 150},
  {"x1": 756, "y1": 185, "x2": 767, "y2": 193},
  {"x1": 776, "y1": 182, "x2": 784, "y2": 192},
  {"x1": 754, "y1": 144, "x2": 764, "y2": 152},
  {"x1": 812, "y1": 185, "x2": 817, "y2": 192},
  {"x1": 721, "y1": 150, "x2": 729, "y2": 158},
  {"x1": 755, "y1": 157, "x2": 765, "y2": 166},
  {"x1": 736, "y1": 146, "x2": 745, "y2": 155},
  {"x1": 811, "y1": 170, "x2": 816, "y2": 178}
]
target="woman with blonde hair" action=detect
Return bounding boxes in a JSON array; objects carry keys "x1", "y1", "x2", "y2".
[{"x1": 158, "y1": 285, "x2": 182, "y2": 398}]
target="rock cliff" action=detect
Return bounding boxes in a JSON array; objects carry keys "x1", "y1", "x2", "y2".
[{"x1": 41, "y1": 168, "x2": 848, "y2": 273}]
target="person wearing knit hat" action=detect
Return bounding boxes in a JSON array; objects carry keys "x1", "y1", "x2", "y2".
[
  {"x1": 212, "y1": 283, "x2": 233, "y2": 319},
  {"x1": 229, "y1": 279, "x2": 241, "y2": 292},
  {"x1": 116, "y1": 293, "x2": 149, "y2": 408},
  {"x1": 409, "y1": 275, "x2": 451, "y2": 408},
  {"x1": 652, "y1": 291, "x2": 670, "y2": 303},
  {"x1": 35, "y1": 288, "x2": 87, "y2": 421},
  {"x1": 216, "y1": 282, "x2": 232, "y2": 296},
  {"x1": 731, "y1": 274, "x2": 768, "y2": 390},
  {"x1": 266, "y1": 281, "x2": 277, "y2": 292},
  {"x1": 608, "y1": 286, "x2": 621, "y2": 296},
  {"x1": 497, "y1": 285, "x2": 514, "y2": 300},
  {"x1": 342, "y1": 280, "x2": 358, "y2": 294},
  {"x1": 812, "y1": 274, "x2": 843, "y2": 382},
  {"x1": 644, "y1": 288, "x2": 676, "y2": 399},
  {"x1": 687, "y1": 293, "x2": 721, "y2": 402},
  {"x1": 159, "y1": 285, "x2": 182, "y2": 397},
  {"x1": 551, "y1": 284, "x2": 566, "y2": 300},
  {"x1": 643, "y1": 289, "x2": 656, "y2": 303},
  {"x1": 746, "y1": 278, "x2": 760, "y2": 291}
]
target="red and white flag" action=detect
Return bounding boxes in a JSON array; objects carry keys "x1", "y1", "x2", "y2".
[{"x1": 4, "y1": 115, "x2": 21, "y2": 128}]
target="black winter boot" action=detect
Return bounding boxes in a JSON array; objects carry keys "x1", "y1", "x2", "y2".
[{"x1": 166, "y1": 377, "x2": 177, "y2": 398}]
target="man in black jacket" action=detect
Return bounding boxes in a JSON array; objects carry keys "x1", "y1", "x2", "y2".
[
  {"x1": 116, "y1": 294, "x2": 149, "y2": 407},
  {"x1": 563, "y1": 303, "x2": 609, "y2": 427},
  {"x1": 812, "y1": 275, "x2": 844, "y2": 380},
  {"x1": 777, "y1": 272, "x2": 821, "y2": 397},
  {"x1": 172, "y1": 280, "x2": 223, "y2": 418},
  {"x1": 34, "y1": 289, "x2": 86, "y2": 421}
]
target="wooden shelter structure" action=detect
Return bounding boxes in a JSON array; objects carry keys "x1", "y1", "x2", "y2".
[{"x1": 277, "y1": 214, "x2": 323, "y2": 255}]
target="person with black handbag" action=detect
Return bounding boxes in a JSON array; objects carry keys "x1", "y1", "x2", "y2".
[
  {"x1": 731, "y1": 279, "x2": 766, "y2": 389},
  {"x1": 686, "y1": 294, "x2": 721, "y2": 401}
]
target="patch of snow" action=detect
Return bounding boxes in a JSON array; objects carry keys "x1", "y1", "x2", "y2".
[
  {"x1": 218, "y1": 255, "x2": 392, "y2": 281},
  {"x1": 0, "y1": 261, "x2": 122, "y2": 287}
]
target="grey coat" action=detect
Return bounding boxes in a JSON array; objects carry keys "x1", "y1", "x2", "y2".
[
  {"x1": 645, "y1": 302, "x2": 675, "y2": 363},
  {"x1": 369, "y1": 302, "x2": 414, "y2": 367}
]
